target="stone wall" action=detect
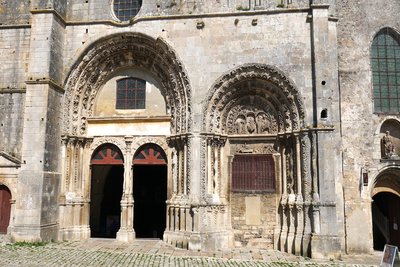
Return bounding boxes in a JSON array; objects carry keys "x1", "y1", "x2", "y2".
[
  {"x1": 0, "y1": 26, "x2": 29, "y2": 159},
  {"x1": 0, "y1": 1, "x2": 31, "y2": 25},
  {"x1": 231, "y1": 193, "x2": 277, "y2": 248},
  {"x1": 337, "y1": 0, "x2": 400, "y2": 253},
  {"x1": 64, "y1": 0, "x2": 311, "y2": 21},
  {"x1": 0, "y1": 28, "x2": 30, "y2": 89},
  {"x1": 0, "y1": 93, "x2": 25, "y2": 159}
]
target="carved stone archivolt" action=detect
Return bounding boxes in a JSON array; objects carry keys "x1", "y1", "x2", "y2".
[
  {"x1": 202, "y1": 64, "x2": 305, "y2": 134},
  {"x1": 90, "y1": 137, "x2": 126, "y2": 157},
  {"x1": 131, "y1": 137, "x2": 169, "y2": 156},
  {"x1": 63, "y1": 33, "x2": 192, "y2": 136}
]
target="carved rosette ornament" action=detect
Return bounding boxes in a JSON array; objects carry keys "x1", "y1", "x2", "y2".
[{"x1": 63, "y1": 33, "x2": 192, "y2": 136}]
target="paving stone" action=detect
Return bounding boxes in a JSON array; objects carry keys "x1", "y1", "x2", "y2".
[{"x1": 0, "y1": 239, "x2": 381, "y2": 266}]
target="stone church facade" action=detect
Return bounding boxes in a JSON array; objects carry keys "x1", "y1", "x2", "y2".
[{"x1": 0, "y1": 0, "x2": 399, "y2": 259}]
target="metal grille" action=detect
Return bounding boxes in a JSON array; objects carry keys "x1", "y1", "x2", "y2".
[
  {"x1": 116, "y1": 77, "x2": 145, "y2": 109},
  {"x1": 232, "y1": 154, "x2": 275, "y2": 193},
  {"x1": 371, "y1": 28, "x2": 400, "y2": 113},
  {"x1": 113, "y1": 0, "x2": 142, "y2": 21}
]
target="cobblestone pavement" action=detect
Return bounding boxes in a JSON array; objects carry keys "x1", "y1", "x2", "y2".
[{"x1": 0, "y1": 237, "x2": 381, "y2": 267}]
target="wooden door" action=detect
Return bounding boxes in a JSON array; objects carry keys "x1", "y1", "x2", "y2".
[
  {"x1": 388, "y1": 194, "x2": 400, "y2": 246},
  {"x1": 0, "y1": 185, "x2": 11, "y2": 234}
]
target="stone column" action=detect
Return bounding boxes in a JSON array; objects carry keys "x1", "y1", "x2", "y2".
[
  {"x1": 117, "y1": 137, "x2": 135, "y2": 242},
  {"x1": 279, "y1": 140, "x2": 288, "y2": 251},
  {"x1": 294, "y1": 135, "x2": 304, "y2": 255},
  {"x1": 301, "y1": 132, "x2": 313, "y2": 256}
]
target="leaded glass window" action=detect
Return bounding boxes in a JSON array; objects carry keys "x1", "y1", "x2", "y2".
[
  {"x1": 371, "y1": 28, "x2": 400, "y2": 113},
  {"x1": 116, "y1": 77, "x2": 146, "y2": 109},
  {"x1": 113, "y1": 0, "x2": 142, "y2": 21}
]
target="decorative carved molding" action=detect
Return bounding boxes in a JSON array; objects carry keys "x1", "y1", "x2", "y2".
[
  {"x1": 131, "y1": 137, "x2": 169, "y2": 156},
  {"x1": 301, "y1": 133, "x2": 312, "y2": 202},
  {"x1": 231, "y1": 143, "x2": 277, "y2": 154},
  {"x1": 90, "y1": 137, "x2": 126, "y2": 158},
  {"x1": 202, "y1": 64, "x2": 305, "y2": 134},
  {"x1": 63, "y1": 33, "x2": 192, "y2": 136}
]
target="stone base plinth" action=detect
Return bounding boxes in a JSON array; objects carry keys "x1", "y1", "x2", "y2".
[
  {"x1": 116, "y1": 228, "x2": 135, "y2": 242},
  {"x1": 11, "y1": 223, "x2": 58, "y2": 242},
  {"x1": 310, "y1": 234, "x2": 341, "y2": 259},
  {"x1": 164, "y1": 230, "x2": 232, "y2": 251}
]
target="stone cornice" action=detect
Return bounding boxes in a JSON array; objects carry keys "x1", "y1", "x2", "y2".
[
  {"x1": 87, "y1": 116, "x2": 171, "y2": 124},
  {"x1": 26, "y1": 79, "x2": 65, "y2": 94},
  {"x1": 0, "y1": 88, "x2": 26, "y2": 94}
]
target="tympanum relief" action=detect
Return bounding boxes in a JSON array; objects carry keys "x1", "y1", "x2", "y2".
[{"x1": 226, "y1": 105, "x2": 278, "y2": 135}]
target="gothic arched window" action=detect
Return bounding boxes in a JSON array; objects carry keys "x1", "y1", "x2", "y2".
[
  {"x1": 113, "y1": 0, "x2": 142, "y2": 22},
  {"x1": 371, "y1": 28, "x2": 400, "y2": 113},
  {"x1": 116, "y1": 77, "x2": 146, "y2": 109}
]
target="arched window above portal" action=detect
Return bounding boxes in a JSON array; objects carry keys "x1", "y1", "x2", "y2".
[
  {"x1": 371, "y1": 28, "x2": 400, "y2": 113},
  {"x1": 93, "y1": 68, "x2": 166, "y2": 118}
]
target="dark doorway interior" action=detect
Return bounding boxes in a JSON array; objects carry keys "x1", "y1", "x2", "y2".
[
  {"x1": 372, "y1": 192, "x2": 400, "y2": 250},
  {"x1": 0, "y1": 185, "x2": 11, "y2": 234},
  {"x1": 90, "y1": 165, "x2": 123, "y2": 238},
  {"x1": 134, "y1": 165, "x2": 167, "y2": 239}
]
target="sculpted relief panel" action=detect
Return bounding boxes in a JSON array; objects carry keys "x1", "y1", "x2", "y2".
[{"x1": 226, "y1": 104, "x2": 278, "y2": 135}]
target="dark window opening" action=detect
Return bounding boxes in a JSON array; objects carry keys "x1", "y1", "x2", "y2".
[
  {"x1": 371, "y1": 28, "x2": 400, "y2": 113},
  {"x1": 232, "y1": 154, "x2": 275, "y2": 193},
  {"x1": 321, "y1": 109, "x2": 328, "y2": 119},
  {"x1": 113, "y1": 0, "x2": 142, "y2": 21},
  {"x1": 116, "y1": 77, "x2": 146, "y2": 110}
]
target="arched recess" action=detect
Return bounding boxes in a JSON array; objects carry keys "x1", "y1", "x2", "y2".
[
  {"x1": 63, "y1": 32, "x2": 192, "y2": 136},
  {"x1": 379, "y1": 119, "x2": 400, "y2": 159},
  {"x1": 371, "y1": 168, "x2": 400, "y2": 250},
  {"x1": 90, "y1": 144, "x2": 124, "y2": 238},
  {"x1": 200, "y1": 64, "x2": 308, "y2": 253},
  {"x1": 202, "y1": 64, "x2": 305, "y2": 133},
  {"x1": 0, "y1": 185, "x2": 11, "y2": 234},
  {"x1": 132, "y1": 143, "x2": 167, "y2": 239}
]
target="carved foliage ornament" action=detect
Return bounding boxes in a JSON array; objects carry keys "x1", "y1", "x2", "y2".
[{"x1": 63, "y1": 33, "x2": 192, "y2": 136}]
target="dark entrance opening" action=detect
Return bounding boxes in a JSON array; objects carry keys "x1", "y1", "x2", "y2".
[
  {"x1": 133, "y1": 144, "x2": 167, "y2": 239},
  {"x1": 90, "y1": 144, "x2": 124, "y2": 238},
  {"x1": 0, "y1": 185, "x2": 11, "y2": 234},
  {"x1": 372, "y1": 192, "x2": 400, "y2": 250}
]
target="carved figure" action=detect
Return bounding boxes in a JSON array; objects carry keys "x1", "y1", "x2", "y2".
[
  {"x1": 382, "y1": 131, "x2": 396, "y2": 158},
  {"x1": 256, "y1": 112, "x2": 269, "y2": 134},
  {"x1": 246, "y1": 115, "x2": 256, "y2": 134},
  {"x1": 234, "y1": 115, "x2": 246, "y2": 134}
]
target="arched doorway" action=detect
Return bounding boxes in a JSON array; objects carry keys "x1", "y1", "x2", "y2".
[
  {"x1": 0, "y1": 185, "x2": 11, "y2": 234},
  {"x1": 90, "y1": 144, "x2": 124, "y2": 238},
  {"x1": 133, "y1": 144, "x2": 167, "y2": 239},
  {"x1": 372, "y1": 170, "x2": 400, "y2": 250}
]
